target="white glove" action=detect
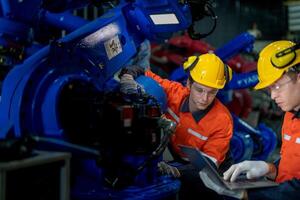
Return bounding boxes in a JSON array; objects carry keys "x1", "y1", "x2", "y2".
[
  {"x1": 157, "y1": 161, "x2": 181, "y2": 178},
  {"x1": 120, "y1": 74, "x2": 145, "y2": 95},
  {"x1": 199, "y1": 168, "x2": 245, "y2": 199},
  {"x1": 223, "y1": 160, "x2": 269, "y2": 182}
]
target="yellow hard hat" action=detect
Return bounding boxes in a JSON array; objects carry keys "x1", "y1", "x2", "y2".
[
  {"x1": 255, "y1": 40, "x2": 300, "y2": 90},
  {"x1": 183, "y1": 53, "x2": 232, "y2": 89}
]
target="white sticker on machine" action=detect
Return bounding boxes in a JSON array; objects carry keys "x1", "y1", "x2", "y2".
[
  {"x1": 104, "y1": 35, "x2": 122, "y2": 60},
  {"x1": 150, "y1": 13, "x2": 179, "y2": 25}
]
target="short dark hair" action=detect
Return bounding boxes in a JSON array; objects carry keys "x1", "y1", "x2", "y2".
[{"x1": 285, "y1": 63, "x2": 300, "y2": 82}]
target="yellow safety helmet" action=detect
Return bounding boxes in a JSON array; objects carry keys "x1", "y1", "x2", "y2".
[
  {"x1": 183, "y1": 53, "x2": 232, "y2": 89},
  {"x1": 255, "y1": 40, "x2": 300, "y2": 90}
]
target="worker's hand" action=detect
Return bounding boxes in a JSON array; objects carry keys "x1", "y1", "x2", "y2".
[
  {"x1": 223, "y1": 160, "x2": 269, "y2": 182},
  {"x1": 120, "y1": 74, "x2": 145, "y2": 95},
  {"x1": 119, "y1": 65, "x2": 145, "y2": 79},
  {"x1": 199, "y1": 168, "x2": 246, "y2": 199},
  {"x1": 157, "y1": 161, "x2": 181, "y2": 178}
]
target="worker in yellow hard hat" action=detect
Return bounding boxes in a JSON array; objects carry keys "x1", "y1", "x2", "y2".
[
  {"x1": 120, "y1": 53, "x2": 233, "y2": 199},
  {"x1": 200, "y1": 41, "x2": 300, "y2": 200}
]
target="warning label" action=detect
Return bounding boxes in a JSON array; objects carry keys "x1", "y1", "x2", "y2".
[{"x1": 104, "y1": 35, "x2": 122, "y2": 60}]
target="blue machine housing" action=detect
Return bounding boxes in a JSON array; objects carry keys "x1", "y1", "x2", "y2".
[
  {"x1": 0, "y1": 7, "x2": 136, "y2": 137},
  {"x1": 128, "y1": 0, "x2": 192, "y2": 41},
  {"x1": 1, "y1": 0, "x2": 192, "y2": 138},
  {"x1": 230, "y1": 131, "x2": 254, "y2": 163},
  {"x1": 232, "y1": 114, "x2": 277, "y2": 161},
  {"x1": 136, "y1": 75, "x2": 167, "y2": 112}
]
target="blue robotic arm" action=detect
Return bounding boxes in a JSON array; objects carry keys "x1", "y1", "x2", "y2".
[{"x1": 0, "y1": 0, "x2": 194, "y2": 137}]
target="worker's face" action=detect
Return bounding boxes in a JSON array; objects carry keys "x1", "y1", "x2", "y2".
[
  {"x1": 268, "y1": 73, "x2": 300, "y2": 112},
  {"x1": 188, "y1": 81, "x2": 218, "y2": 110}
]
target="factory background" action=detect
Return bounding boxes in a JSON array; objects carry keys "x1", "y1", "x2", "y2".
[{"x1": 0, "y1": 0, "x2": 299, "y2": 199}]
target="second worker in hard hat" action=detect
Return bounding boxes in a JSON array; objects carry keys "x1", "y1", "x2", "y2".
[
  {"x1": 119, "y1": 53, "x2": 234, "y2": 199},
  {"x1": 200, "y1": 41, "x2": 300, "y2": 200}
]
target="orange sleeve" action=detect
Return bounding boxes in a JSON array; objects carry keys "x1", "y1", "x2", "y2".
[
  {"x1": 145, "y1": 70, "x2": 186, "y2": 99},
  {"x1": 202, "y1": 113, "x2": 233, "y2": 165}
]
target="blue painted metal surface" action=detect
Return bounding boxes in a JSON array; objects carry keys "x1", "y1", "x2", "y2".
[
  {"x1": 136, "y1": 75, "x2": 167, "y2": 112},
  {"x1": 230, "y1": 131, "x2": 254, "y2": 163},
  {"x1": 0, "y1": 18, "x2": 31, "y2": 43},
  {"x1": 214, "y1": 32, "x2": 255, "y2": 61},
  {"x1": 128, "y1": 0, "x2": 192, "y2": 41},
  {"x1": 0, "y1": 0, "x2": 192, "y2": 199},
  {"x1": 225, "y1": 71, "x2": 258, "y2": 90},
  {"x1": 169, "y1": 65, "x2": 187, "y2": 84},
  {"x1": 43, "y1": 11, "x2": 88, "y2": 31},
  {"x1": 232, "y1": 114, "x2": 277, "y2": 162},
  {"x1": 252, "y1": 123, "x2": 277, "y2": 160},
  {"x1": 0, "y1": 0, "x2": 192, "y2": 138}
]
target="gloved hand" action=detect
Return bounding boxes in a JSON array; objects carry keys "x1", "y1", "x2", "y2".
[
  {"x1": 223, "y1": 160, "x2": 270, "y2": 182},
  {"x1": 119, "y1": 65, "x2": 145, "y2": 79},
  {"x1": 199, "y1": 168, "x2": 246, "y2": 199},
  {"x1": 120, "y1": 74, "x2": 145, "y2": 95},
  {"x1": 157, "y1": 161, "x2": 181, "y2": 178}
]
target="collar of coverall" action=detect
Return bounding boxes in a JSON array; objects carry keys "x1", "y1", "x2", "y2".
[
  {"x1": 292, "y1": 109, "x2": 300, "y2": 119},
  {"x1": 180, "y1": 97, "x2": 215, "y2": 122}
]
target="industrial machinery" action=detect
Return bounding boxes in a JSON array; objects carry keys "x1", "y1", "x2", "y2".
[{"x1": 0, "y1": 0, "x2": 217, "y2": 199}]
